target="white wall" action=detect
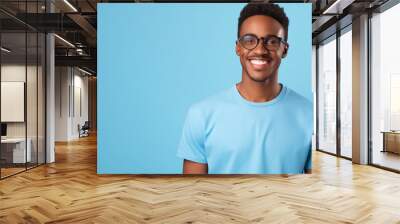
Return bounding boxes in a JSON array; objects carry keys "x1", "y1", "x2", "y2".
[
  {"x1": 1, "y1": 65, "x2": 42, "y2": 138},
  {"x1": 55, "y1": 66, "x2": 70, "y2": 141},
  {"x1": 71, "y1": 73, "x2": 89, "y2": 138},
  {"x1": 55, "y1": 67, "x2": 89, "y2": 141},
  {"x1": 1, "y1": 64, "x2": 46, "y2": 164},
  {"x1": 1, "y1": 65, "x2": 26, "y2": 137}
]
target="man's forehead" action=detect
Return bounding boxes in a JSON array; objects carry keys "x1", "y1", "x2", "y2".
[
  {"x1": 240, "y1": 15, "x2": 285, "y2": 36},
  {"x1": 241, "y1": 15, "x2": 283, "y2": 28}
]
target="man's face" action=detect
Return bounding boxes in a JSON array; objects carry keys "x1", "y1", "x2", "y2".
[{"x1": 236, "y1": 15, "x2": 288, "y2": 83}]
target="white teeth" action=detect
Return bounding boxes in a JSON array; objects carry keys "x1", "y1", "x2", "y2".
[{"x1": 250, "y1": 59, "x2": 267, "y2": 65}]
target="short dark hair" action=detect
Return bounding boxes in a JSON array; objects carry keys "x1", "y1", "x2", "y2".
[{"x1": 237, "y1": 3, "x2": 289, "y2": 41}]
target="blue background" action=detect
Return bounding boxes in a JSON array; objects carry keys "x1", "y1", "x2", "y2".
[{"x1": 98, "y1": 3, "x2": 312, "y2": 174}]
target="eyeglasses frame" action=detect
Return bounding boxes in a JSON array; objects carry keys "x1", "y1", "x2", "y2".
[{"x1": 237, "y1": 33, "x2": 288, "y2": 51}]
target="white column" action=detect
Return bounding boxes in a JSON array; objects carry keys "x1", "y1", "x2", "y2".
[
  {"x1": 46, "y1": 1, "x2": 55, "y2": 163},
  {"x1": 46, "y1": 33, "x2": 55, "y2": 163},
  {"x1": 352, "y1": 14, "x2": 369, "y2": 164}
]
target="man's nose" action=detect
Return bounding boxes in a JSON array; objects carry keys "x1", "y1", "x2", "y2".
[{"x1": 253, "y1": 39, "x2": 269, "y2": 55}]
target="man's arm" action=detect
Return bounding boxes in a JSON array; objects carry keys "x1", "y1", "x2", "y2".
[
  {"x1": 177, "y1": 105, "x2": 208, "y2": 174},
  {"x1": 183, "y1": 159, "x2": 208, "y2": 174}
]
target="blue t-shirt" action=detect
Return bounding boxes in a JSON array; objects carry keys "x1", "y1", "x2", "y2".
[{"x1": 177, "y1": 84, "x2": 313, "y2": 174}]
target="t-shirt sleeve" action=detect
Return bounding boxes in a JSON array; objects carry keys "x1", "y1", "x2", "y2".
[
  {"x1": 304, "y1": 145, "x2": 312, "y2": 171},
  {"x1": 176, "y1": 106, "x2": 207, "y2": 164}
]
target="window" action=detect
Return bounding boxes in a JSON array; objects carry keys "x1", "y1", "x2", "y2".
[
  {"x1": 371, "y1": 3, "x2": 400, "y2": 171},
  {"x1": 317, "y1": 35, "x2": 337, "y2": 154},
  {"x1": 339, "y1": 28, "x2": 352, "y2": 158}
]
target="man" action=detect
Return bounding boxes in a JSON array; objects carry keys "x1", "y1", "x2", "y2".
[{"x1": 176, "y1": 3, "x2": 313, "y2": 174}]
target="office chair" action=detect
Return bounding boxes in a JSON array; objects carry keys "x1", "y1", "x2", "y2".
[{"x1": 79, "y1": 121, "x2": 90, "y2": 138}]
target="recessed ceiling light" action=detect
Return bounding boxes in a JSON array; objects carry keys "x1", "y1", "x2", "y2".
[
  {"x1": 54, "y1": 34, "x2": 75, "y2": 48},
  {"x1": 63, "y1": 0, "x2": 78, "y2": 12},
  {"x1": 322, "y1": 0, "x2": 354, "y2": 15},
  {"x1": 78, "y1": 67, "x2": 93, "y2": 76},
  {"x1": 1, "y1": 47, "x2": 11, "y2": 53}
]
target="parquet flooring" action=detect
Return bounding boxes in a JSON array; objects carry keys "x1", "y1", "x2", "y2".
[
  {"x1": 0, "y1": 167, "x2": 26, "y2": 178},
  {"x1": 1, "y1": 134, "x2": 400, "y2": 223}
]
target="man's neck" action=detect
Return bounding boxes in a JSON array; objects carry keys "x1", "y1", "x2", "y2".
[{"x1": 236, "y1": 78, "x2": 282, "y2": 103}]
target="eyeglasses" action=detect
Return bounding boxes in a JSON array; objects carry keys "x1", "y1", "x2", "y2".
[{"x1": 237, "y1": 34, "x2": 287, "y2": 51}]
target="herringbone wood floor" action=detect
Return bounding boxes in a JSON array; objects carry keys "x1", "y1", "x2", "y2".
[{"x1": 1, "y1": 134, "x2": 400, "y2": 224}]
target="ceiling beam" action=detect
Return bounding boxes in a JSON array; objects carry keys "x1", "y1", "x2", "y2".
[
  {"x1": 67, "y1": 13, "x2": 97, "y2": 40},
  {"x1": 55, "y1": 55, "x2": 96, "y2": 71},
  {"x1": 323, "y1": 0, "x2": 356, "y2": 14}
]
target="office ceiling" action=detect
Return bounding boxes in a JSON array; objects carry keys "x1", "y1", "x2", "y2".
[{"x1": 0, "y1": 0, "x2": 393, "y2": 75}]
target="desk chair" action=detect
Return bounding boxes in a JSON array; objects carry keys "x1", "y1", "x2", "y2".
[{"x1": 78, "y1": 121, "x2": 90, "y2": 138}]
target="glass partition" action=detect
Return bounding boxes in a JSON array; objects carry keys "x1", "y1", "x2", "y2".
[
  {"x1": 1, "y1": 31, "x2": 28, "y2": 177},
  {"x1": 0, "y1": 1, "x2": 46, "y2": 179},
  {"x1": 371, "y1": 3, "x2": 400, "y2": 171},
  {"x1": 38, "y1": 32, "x2": 45, "y2": 165},
  {"x1": 339, "y1": 28, "x2": 352, "y2": 158},
  {"x1": 317, "y1": 35, "x2": 337, "y2": 155},
  {"x1": 27, "y1": 31, "x2": 38, "y2": 169}
]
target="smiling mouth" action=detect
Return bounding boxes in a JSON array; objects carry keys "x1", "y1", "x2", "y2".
[
  {"x1": 250, "y1": 59, "x2": 267, "y2": 65},
  {"x1": 248, "y1": 57, "x2": 271, "y2": 69}
]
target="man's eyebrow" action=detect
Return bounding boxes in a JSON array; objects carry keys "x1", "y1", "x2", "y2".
[
  {"x1": 241, "y1": 32, "x2": 284, "y2": 38},
  {"x1": 239, "y1": 32, "x2": 257, "y2": 38},
  {"x1": 241, "y1": 32, "x2": 256, "y2": 36}
]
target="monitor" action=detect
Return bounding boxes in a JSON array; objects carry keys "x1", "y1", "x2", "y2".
[{"x1": 1, "y1": 123, "x2": 7, "y2": 137}]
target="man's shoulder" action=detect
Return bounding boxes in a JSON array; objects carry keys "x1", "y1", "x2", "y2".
[
  {"x1": 285, "y1": 87, "x2": 312, "y2": 107},
  {"x1": 283, "y1": 87, "x2": 313, "y2": 114}
]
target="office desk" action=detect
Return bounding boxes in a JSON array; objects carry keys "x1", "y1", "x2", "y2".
[
  {"x1": 381, "y1": 131, "x2": 400, "y2": 154},
  {"x1": 1, "y1": 138, "x2": 32, "y2": 163}
]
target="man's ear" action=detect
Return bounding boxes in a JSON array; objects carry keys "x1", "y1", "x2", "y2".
[
  {"x1": 235, "y1": 41, "x2": 240, "y2": 56},
  {"x1": 282, "y1": 44, "x2": 289, "y2": 58}
]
